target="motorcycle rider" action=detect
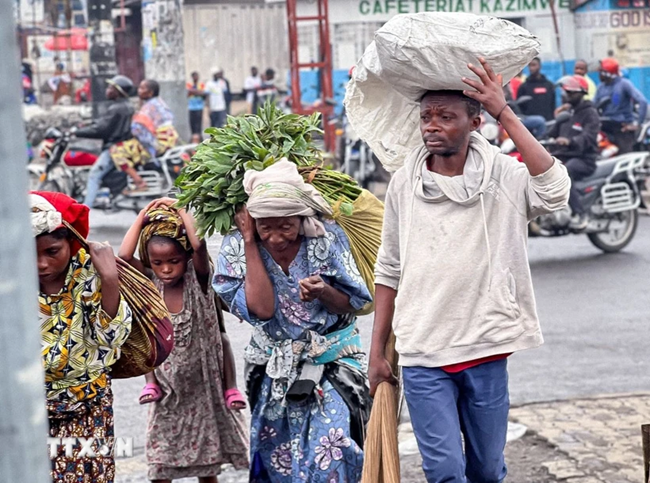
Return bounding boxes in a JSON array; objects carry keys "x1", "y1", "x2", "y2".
[
  {"x1": 548, "y1": 75, "x2": 601, "y2": 231},
  {"x1": 78, "y1": 75, "x2": 135, "y2": 208},
  {"x1": 594, "y1": 58, "x2": 648, "y2": 154}
]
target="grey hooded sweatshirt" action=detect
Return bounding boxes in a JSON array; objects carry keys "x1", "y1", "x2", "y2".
[{"x1": 375, "y1": 132, "x2": 571, "y2": 368}]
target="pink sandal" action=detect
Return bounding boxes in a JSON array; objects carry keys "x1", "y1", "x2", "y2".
[
  {"x1": 225, "y1": 388, "x2": 247, "y2": 410},
  {"x1": 139, "y1": 383, "x2": 163, "y2": 405}
]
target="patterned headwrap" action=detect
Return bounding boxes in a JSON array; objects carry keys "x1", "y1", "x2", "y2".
[
  {"x1": 243, "y1": 159, "x2": 332, "y2": 237},
  {"x1": 30, "y1": 191, "x2": 89, "y2": 255},
  {"x1": 137, "y1": 205, "x2": 191, "y2": 268}
]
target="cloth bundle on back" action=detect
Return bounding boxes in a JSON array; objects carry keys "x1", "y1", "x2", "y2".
[{"x1": 345, "y1": 12, "x2": 541, "y2": 171}]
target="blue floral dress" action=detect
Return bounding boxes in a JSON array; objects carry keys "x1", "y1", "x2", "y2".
[{"x1": 213, "y1": 219, "x2": 372, "y2": 483}]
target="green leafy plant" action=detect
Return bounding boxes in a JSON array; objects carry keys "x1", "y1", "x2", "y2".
[
  {"x1": 175, "y1": 103, "x2": 324, "y2": 236},
  {"x1": 175, "y1": 103, "x2": 384, "y2": 311},
  {"x1": 297, "y1": 166, "x2": 361, "y2": 216}
]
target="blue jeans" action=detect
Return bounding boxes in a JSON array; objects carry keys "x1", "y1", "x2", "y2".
[
  {"x1": 522, "y1": 115, "x2": 547, "y2": 140},
  {"x1": 83, "y1": 149, "x2": 113, "y2": 207},
  {"x1": 402, "y1": 360, "x2": 509, "y2": 483}
]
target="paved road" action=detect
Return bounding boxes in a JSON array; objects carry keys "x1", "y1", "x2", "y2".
[{"x1": 88, "y1": 210, "x2": 650, "y2": 480}]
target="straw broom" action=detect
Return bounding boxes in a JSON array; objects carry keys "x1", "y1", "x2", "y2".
[{"x1": 362, "y1": 330, "x2": 400, "y2": 483}]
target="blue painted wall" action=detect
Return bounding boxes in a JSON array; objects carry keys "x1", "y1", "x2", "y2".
[
  {"x1": 291, "y1": 63, "x2": 650, "y2": 115},
  {"x1": 288, "y1": 69, "x2": 350, "y2": 116}
]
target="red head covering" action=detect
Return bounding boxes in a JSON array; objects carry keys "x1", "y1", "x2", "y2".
[
  {"x1": 30, "y1": 191, "x2": 89, "y2": 255},
  {"x1": 600, "y1": 58, "x2": 620, "y2": 76}
]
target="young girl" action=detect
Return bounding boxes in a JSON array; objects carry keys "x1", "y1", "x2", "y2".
[
  {"x1": 119, "y1": 197, "x2": 248, "y2": 483},
  {"x1": 32, "y1": 191, "x2": 132, "y2": 483}
]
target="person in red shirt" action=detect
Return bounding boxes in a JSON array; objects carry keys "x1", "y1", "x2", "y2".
[
  {"x1": 509, "y1": 71, "x2": 525, "y2": 99},
  {"x1": 75, "y1": 78, "x2": 91, "y2": 104}
]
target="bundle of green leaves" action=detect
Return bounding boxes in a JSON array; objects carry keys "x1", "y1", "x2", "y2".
[{"x1": 175, "y1": 103, "x2": 325, "y2": 236}]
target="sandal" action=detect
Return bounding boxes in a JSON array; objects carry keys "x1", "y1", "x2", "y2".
[
  {"x1": 122, "y1": 183, "x2": 148, "y2": 196},
  {"x1": 139, "y1": 383, "x2": 163, "y2": 404},
  {"x1": 225, "y1": 388, "x2": 247, "y2": 410}
]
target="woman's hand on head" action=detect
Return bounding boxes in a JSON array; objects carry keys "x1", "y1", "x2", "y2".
[
  {"x1": 235, "y1": 206, "x2": 257, "y2": 243},
  {"x1": 139, "y1": 198, "x2": 182, "y2": 225},
  {"x1": 462, "y1": 57, "x2": 508, "y2": 120},
  {"x1": 152, "y1": 197, "x2": 180, "y2": 210},
  {"x1": 141, "y1": 199, "x2": 159, "y2": 214}
]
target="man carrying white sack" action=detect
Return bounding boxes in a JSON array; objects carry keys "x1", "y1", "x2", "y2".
[{"x1": 369, "y1": 58, "x2": 570, "y2": 482}]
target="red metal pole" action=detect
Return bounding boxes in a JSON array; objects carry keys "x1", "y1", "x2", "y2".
[
  {"x1": 320, "y1": 0, "x2": 335, "y2": 151},
  {"x1": 548, "y1": 0, "x2": 566, "y2": 76},
  {"x1": 286, "y1": 0, "x2": 335, "y2": 151},
  {"x1": 286, "y1": 0, "x2": 303, "y2": 114}
]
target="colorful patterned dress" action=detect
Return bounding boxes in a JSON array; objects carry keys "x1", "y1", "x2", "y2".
[
  {"x1": 146, "y1": 262, "x2": 249, "y2": 480},
  {"x1": 39, "y1": 248, "x2": 132, "y2": 483},
  {"x1": 213, "y1": 219, "x2": 372, "y2": 483},
  {"x1": 111, "y1": 97, "x2": 179, "y2": 172},
  {"x1": 132, "y1": 96, "x2": 179, "y2": 158}
]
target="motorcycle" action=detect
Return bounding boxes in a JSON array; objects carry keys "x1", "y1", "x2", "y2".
[
  {"x1": 531, "y1": 138, "x2": 647, "y2": 252},
  {"x1": 339, "y1": 116, "x2": 376, "y2": 189},
  {"x1": 489, "y1": 109, "x2": 646, "y2": 252},
  {"x1": 335, "y1": 108, "x2": 392, "y2": 189},
  {"x1": 499, "y1": 112, "x2": 564, "y2": 162},
  {"x1": 30, "y1": 127, "x2": 196, "y2": 212}
]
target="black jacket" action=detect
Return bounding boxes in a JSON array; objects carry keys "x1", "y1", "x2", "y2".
[
  {"x1": 76, "y1": 97, "x2": 134, "y2": 148},
  {"x1": 518, "y1": 74, "x2": 557, "y2": 121},
  {"x1": 224, "y1": 78, "x2": 232, "y2": 108},
  {"x1": 547, "y1": 100, "x2": 601, "y2": 162}
]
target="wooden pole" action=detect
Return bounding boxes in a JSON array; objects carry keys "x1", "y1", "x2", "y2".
[
  {"x1": 642, "y1": 424, "x2": 650, "y2": 483},
  {"x1": 361, "y1": 331, "x2": 400, "y2": 483}
]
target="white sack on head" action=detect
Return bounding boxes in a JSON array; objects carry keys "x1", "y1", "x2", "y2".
[{"x1": 344, "y1": 13, "x2": 541, "y2": 172}]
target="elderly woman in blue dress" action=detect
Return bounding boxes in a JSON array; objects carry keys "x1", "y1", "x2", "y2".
[{"x1": 213, "y1": 160, "x2": 372, "y2": 482}]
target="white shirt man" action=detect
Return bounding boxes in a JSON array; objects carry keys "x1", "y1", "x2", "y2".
[
  {"x1": 205, "y1": 72, "x2": 229, "y2": 128},
  {"x1": 244, "y1": 67, "x2": 262, "y2": 111}
]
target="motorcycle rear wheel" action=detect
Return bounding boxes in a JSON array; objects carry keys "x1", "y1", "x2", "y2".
[{"x1": 587, "y1": 208, "x2": 638, "y2": 253}]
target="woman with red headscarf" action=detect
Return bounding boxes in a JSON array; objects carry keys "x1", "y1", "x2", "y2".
[{"x1": 31, "y1": 191, "x2": 132, "y2": 483}]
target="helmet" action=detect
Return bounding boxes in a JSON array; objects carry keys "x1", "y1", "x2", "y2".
[
  {"x1": 557, "y1": 75, "x2": 588, "y2": 94},
  {"x1": 106, "y1": 75, "x2": 134, "y2": 97},
  {"x1": 600, "y1": 58, "x2": 620, "y2": 76}
]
